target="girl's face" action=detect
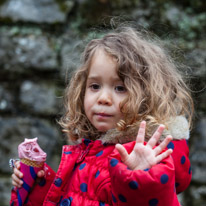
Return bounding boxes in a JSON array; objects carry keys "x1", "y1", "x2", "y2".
[{"x1": 84, "y1": 49, "x2": 128, "y2": 132}]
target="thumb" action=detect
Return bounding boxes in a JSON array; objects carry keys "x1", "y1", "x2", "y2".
[{"x1": 115, "y1": 144, "x2": 129, "y2": 163}]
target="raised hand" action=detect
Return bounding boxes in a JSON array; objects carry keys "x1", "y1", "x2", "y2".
[{"x1": 115, "y1": 121, "x2": 173, "y2": 170}]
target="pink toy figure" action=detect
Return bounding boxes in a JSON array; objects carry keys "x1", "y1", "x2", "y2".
[{"x1": 17, "y1": 138, "x2": 46, "y2": 205}]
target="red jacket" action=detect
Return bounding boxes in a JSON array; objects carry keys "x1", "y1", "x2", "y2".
[{"x1": 10, "y1": 138, "x2": 191, "y2": 206}]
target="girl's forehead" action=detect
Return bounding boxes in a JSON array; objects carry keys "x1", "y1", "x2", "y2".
[
  {"x1": 87, "y1": 49, "x2": 120, "y2": 80},
  {"x1": 93, "y1": 48, "x2": 117, "y2": 61},
  {"x1": 90, "y1": 49, "x2": 118, "y2": 68}
]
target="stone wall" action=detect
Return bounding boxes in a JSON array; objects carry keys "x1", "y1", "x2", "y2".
[{"x1": 0, "y1": 0, "x2": 205, "y2": 205}]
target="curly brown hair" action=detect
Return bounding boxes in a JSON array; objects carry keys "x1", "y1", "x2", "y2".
[{"x1": 59, "y1": 26, "x2": 194, "y2": 141}]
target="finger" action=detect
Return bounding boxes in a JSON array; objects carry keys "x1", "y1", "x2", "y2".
[
  {"x1": 14, "y1": 167, "x2": 23, "y2": 179},
  {"x1": 11, "y1": 174, "x2": 23, "y2": 188},
  {"x1": 37, "y1": 170, "x2": 45, "y2": 178},
  {"x1": 14, "y1": 161, "x2": 20, "y2": 169},
  {"x1": 154, "y1": 135, "x2": 173, "y2": 156},
  {"x1": 155, "y1": 148, "x2": 173, "y2": 163},
  {"x1": 115, "y1": 144, "x2": 129, "y2": 163},
  {"x1": 136, "y1": 121, "x2": 146, "y2": 143},
  {"x1": 147, "y1": 124, "x2": 165, "y2": 148},
  {"x1": 12, "y1": 179, "x2": 20, "y2": 188}
]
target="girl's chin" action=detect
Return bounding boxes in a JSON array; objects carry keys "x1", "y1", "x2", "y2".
[
  {"x1": 97, "y1": 128, "x2": 108, "y2": 132},
  {"x1": 95, "y1": 125, "x2": 114, "y2": 133}
]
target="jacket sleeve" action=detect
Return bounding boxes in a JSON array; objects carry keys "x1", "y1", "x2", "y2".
[
  {"x1": 170, "y1": 139, "x2": 192, "y2": 193},
  {"x1": 108, "y1": 142, "x2": 178, "y2": 206},
  {"x1": 10, "y1": 163, "x2": 56, "y2": 206}
]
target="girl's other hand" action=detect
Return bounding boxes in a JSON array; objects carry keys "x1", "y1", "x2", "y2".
[
  {"x1": 115, "y1": 121, "x2": 173, "y2": 170},
  {"x1": 11, "y1": 161, "x2": 23, "y2": 188},
  {"x1": 11, "y1": 161, "x2": 45, "y2": 188}
]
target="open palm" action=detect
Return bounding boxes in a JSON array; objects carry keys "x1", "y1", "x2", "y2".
[{"x1": 115, "y1": 121, "x2": 173, "y2": 170}]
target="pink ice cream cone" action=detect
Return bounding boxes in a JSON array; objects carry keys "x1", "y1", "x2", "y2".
[{"x1": 17, "y1": 138, "x2": 47, "y2": 205}]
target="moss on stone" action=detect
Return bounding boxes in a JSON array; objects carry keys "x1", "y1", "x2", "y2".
[{"x1": 55, "y1": 0, "x2": 74, "y2": 13}]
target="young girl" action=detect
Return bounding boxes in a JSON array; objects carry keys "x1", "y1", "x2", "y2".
[{"x1": 10, "y1": 26, "x2": 193, "y2": 206}]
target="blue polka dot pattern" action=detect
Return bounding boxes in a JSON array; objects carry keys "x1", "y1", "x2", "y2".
[
  {"x1": 99, "y1": 202, "x2": 105, "y2": 206},
  {"x1": 149, "y1": 198, "x2": 159, "y2": 206},
  {"x1": 160, "y1": 174, "x2": 169, "y2": 184},
  {"x1": 181, "y1": 155, "x2": 186, "y2": 164},
  {"x1": 80, "y1": 183, "x2": 87, "y2": 192},
  {"x1": 110, "y1": 158, "x2": 119, "y2": 167},
  {"x1": 112, "y1": 193, "x2": 117, "y2": 203},
  {"x1": 175, "y1": 182, "x2": 180, "y2": 187},
  {"x1": 167, "y1": 142, "x2": 174, "y2": 150},
  {"x1": 144, "y1": 168, "x2": 149, "y2": 171},
  {"x1": 60, "y1": 198, "x2": 71, "y2": 206},
  {"x1": 96, "y1": 150, "x2": 103, "y2": 157},
  {"x1": 54, "y1": 178, "x2": 62, "y2": 187},
  {"x1": 95, "y1": 170, "x2": 100, "y2": 178},
  {"x1": 64, "y1": 151, "x2": 72, "y2": 155},
  {"x1": 69, "y1": 197, "x2": 73, "y2": 203},
  {"x1": 79, "y1": 163, "x2": 86, "y2": 170},
  {"x1": 84, "y1": 139, "x2": 91, "y2": 146},
  {"x1": 129, "y1": 181, "x2": 138, "y2": 189},
  {"x1": 118, "y1": 194, "x2": 127, "y2": 202}
]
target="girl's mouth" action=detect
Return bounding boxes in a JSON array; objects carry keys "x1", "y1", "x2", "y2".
[{"x1": 95, "y1": 113, "x2": 112, "y2": 117}]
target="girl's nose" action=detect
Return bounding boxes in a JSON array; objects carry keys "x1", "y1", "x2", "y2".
[{"x1": 97, "y1": 90, "x2": 112, "y2": 105}]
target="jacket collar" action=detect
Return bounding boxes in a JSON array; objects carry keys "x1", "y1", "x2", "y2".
[{"x1": 74, "y1": 116, "x2": 189, "y2": 145}]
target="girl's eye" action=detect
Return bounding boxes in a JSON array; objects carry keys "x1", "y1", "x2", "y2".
[
  {"x1": 115, "y1": 85, "x2": 126, "y2": 92},
  {"x1": 90, "y1": 84, "x2": 100, "y2": 90}
]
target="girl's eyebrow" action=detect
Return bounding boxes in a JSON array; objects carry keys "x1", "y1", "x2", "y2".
[
  {"x1": 87, "y1": 75, "x2": 122, "y2": 82},
  {"x1": 87, "y1": 76, "x2": 99, "y2": 80}
]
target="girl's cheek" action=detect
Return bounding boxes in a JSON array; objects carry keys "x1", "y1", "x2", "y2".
[{"x1": 120, "y1": 102, "x2": 128, "y2": 113}]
